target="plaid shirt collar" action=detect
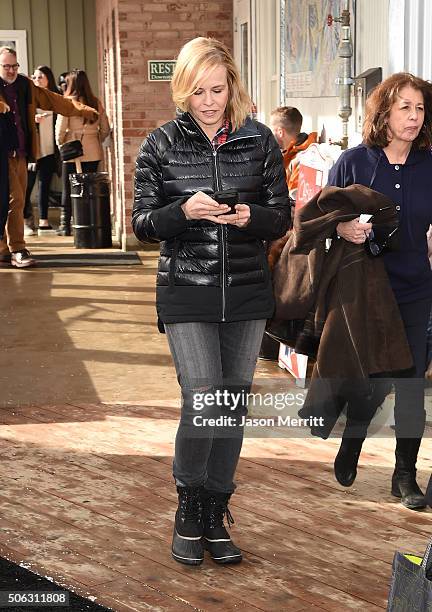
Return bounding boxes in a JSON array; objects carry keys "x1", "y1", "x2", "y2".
[{"x1": 211, "y1": 118, "x2": 231, "y2": 149}]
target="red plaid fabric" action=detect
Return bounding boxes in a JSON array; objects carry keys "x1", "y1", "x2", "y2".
[{"x1": 211, "y1": 119, "x2": 230, "y2": 149}]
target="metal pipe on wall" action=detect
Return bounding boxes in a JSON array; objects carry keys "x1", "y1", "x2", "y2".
[{"x1": 332, "y1": 0, "x2": 353, "y2": 149}]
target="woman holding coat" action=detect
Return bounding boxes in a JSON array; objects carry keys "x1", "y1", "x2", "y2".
[
  {"x1": 328, "y1": 72, "x2": 432, "y2": 511},
  {"x1": 132, "y1": 37, "x2": 290, "y2": 565}
]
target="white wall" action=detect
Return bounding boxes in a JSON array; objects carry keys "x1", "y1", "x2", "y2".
[
  {"x1": 356, "y1": 0, "x2": 390, "y2": 77},
  {"x1": 284, "y1": 0, "x2": 390, "y2": 145},
  {"x1": 254, "y1": 0, "x2": 280, "y2": 126},
  {"x1": 247, "y1": 0, "x2": 432, "y2": 144},
  {"x1": 389, "y1": 0, "x2": 432, "y2": 78}
]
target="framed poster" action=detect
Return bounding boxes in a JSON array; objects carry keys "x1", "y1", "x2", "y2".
[
  {"x1": 0, "y1": 30, "x2": 28, "y2": 75},
  {"x1": 280, "y1": 0, "x2": 355, "y2": 99}
]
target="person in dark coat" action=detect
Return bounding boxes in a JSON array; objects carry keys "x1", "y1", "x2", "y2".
[
  {"x1": 328, "y1": 72, "x2": 432, "y2": 510},
  {"x1": 132, "y1": 37, "x2": 290, "y2": 566}
]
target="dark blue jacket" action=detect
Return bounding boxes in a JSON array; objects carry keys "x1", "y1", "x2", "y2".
[{"x1": 328, "y1": 144, "x2": 432, "y2": 304}]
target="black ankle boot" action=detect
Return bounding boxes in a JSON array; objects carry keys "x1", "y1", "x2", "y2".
[
  {"x1": 56, "y1": 225, "x2": 71, "y2": 236},
  {"x1": 391, "y1": 438, "x2": 426, "y2": 510},
  {"x1": 334, "y1": 437, "x2": 365, "y2": 487},
  {"x1": 202, "y1": 490, "x2": 242, "y2": 564},
  {"x1": 171, "y1": 486, "x2": 204, "y2": 565},
  {"x1": 56, "y1": 208, "x2": 72, "y2": 236}
]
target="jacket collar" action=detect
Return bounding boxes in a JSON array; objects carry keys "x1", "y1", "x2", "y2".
[
  {"x1": 177, "y1": 111, "x2": 260, "y2": 144},
  {"x1": 365, "y1": 143, "x2": 431, "y2": 166},
  {"x1": 227, "y1": 116, "x2": 261, "y2": 140},
  {"x1": 0, "y1": 73, "x2": 28, "y2": 89}
]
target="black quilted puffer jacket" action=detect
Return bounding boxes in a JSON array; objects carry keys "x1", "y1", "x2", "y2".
[{"x1": 132, "y1": 112, "x2": 290, "y2": 325}]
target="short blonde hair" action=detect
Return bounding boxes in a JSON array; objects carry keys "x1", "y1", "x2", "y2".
[{"x1": 171, "y1": 37, "x2": 252, "y2": 131}]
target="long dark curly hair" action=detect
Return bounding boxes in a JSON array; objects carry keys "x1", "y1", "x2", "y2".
[{"x1": 363, "y1": 72, "x2": 432, "y2": 149}]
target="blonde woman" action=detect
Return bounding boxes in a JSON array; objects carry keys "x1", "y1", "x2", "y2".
[
  {"x1": 55, "y1": 70, "x2": 110, "y2": 235},
  {"x1": 133, "y1": 37, "x2": 290, "y2": 566}
]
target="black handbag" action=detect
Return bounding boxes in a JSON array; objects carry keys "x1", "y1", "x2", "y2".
[{"x1": 59, "y1": 139, "x2": 83, "y2": 162}]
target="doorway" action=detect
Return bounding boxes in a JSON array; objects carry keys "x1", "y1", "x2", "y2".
[{"x1": 234, "y1": 0, "x2": 253, "y2": 97}]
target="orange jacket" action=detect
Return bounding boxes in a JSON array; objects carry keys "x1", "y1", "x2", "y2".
[{"x1": 282, "y1": 132, "x2": 317, "y2": 195}]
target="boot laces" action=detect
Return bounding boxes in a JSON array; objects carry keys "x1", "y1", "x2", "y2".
[
  {"x1": 178, "y1": 489, "x2": 202, "y2": 523},
  {"x1": 206, "y1": 497, "x2": 235, "y2": 529}
]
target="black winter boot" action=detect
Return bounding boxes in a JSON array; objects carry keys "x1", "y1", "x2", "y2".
[
  {"x1": 333, "y1": 383, "x2": 387, "y2": 488},
  {"x1": 171, "y1": 486, "x2": 204, "y2": 565},
  {"x1": 391, "y1": 438, "x2": 426, "y2": 510},
  {"x1": 334, "y1": 437, "x2": 365, "y2": 487},
  {"x1": 202, "y1": 490, "x2": 242, "y2": 564}
]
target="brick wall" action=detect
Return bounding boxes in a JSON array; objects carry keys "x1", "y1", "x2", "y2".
[{"x1": 96, "y1": 0, "x2": 233, "y2": 249}]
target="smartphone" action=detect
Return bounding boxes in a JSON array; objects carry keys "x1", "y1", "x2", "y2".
[
  {"x1": 359, "y1": 213, "x2": 373, "y2": 224},
  {"x1": 213, "y1": 189, "x2": 238, "y2": 214}
]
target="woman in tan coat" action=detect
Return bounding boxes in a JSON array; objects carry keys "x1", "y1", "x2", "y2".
[{"x1": 55, "y1": 69, "x2": 110, "y2": 235}]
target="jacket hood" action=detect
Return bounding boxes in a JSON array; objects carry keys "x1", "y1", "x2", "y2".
[
  {"x1": 283, "y1": 132, "x2": 317, "y2": 165},
  {"x1": 296, "y1": 132, "x2": 309, "y2": 145}
]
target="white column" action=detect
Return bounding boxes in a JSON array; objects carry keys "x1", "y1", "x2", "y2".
[{"x1": 388, "y1": 0, "x2": 406, "y2": 74}]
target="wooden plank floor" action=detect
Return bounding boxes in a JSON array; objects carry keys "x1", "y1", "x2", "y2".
[
  {"x1": 2, "y1": 238, "x2": 431, "y2": 611},
  {"x1": 1, "y1": 401, "x2": 431, "y2": 611}
]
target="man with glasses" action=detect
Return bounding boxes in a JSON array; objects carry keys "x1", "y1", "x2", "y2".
[{"x1": 0, "y1": 47, "x2": 97, "y2": 267}]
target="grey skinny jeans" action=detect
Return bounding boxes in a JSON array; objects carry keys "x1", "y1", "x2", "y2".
[{"x1": 165, "y1": 319, "x2": 266, "y2": 493}]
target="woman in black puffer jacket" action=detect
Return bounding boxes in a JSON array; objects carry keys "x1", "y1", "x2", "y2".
[{"x1": 132, "y1": 37, "x2": 290, "y2": 567}]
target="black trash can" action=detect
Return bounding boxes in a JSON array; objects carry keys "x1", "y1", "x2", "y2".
[{"x1": 70, "y1": 172, "x2": 112, "y2": 248}]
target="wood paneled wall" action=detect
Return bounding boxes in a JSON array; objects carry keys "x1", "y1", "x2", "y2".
[{"x1": 0, "y1": 0, "x2": 98, "y2": 91}]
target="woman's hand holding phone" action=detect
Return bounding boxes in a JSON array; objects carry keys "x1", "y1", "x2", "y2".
[
  {"x1": 221, "y1": 203, "x2": 251, "y2": 227},
  {"x1": 181, "y1": 190, "x2": 250, "y2": 226},
  {"x1": 213, "y1": 190, "x2": 250, "y2": 227},
  {"x1": 181, "y1": 191, "x2": 231, "y2": 224}
]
